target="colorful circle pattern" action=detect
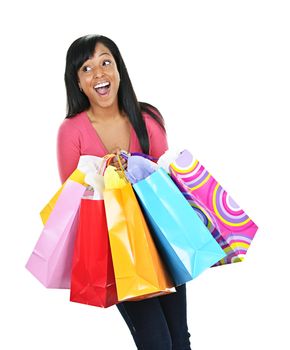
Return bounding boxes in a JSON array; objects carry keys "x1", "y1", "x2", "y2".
[{"x1": 212, "y1": 184, "x2": 251, "y2": 227}]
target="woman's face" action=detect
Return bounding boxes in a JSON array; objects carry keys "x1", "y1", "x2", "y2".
[{"x1": 77, "y1": 42, "x2": 120, "y2": 109}]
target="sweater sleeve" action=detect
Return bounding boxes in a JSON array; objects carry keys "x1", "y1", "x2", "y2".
[
  {"x1": 57, "y1": 121, "x2": 81, "y2": 184},
  {"x1": 145, "y1": 115, "x2": 168, "y2": 159}
]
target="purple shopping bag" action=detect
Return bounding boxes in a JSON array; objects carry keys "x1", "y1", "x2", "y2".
[{"x1": 26, "y1": 180, "x2": 86, "y2": 288}]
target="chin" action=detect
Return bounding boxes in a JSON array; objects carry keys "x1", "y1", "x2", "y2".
[
  {"x1": 98, "y1": 97, "x2": 118, "y2": 108},
  {"x1": 99, "y1": 99, "x2": 114, "y2": 107}
]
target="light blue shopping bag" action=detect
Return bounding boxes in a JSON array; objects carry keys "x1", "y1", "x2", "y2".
[{"x1": 132, "y1": 167, "x2": 226, "y2": 286}]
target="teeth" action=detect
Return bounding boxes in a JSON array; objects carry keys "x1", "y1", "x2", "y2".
[{"x1": 94, "y1": 82, "x2": 110, "y2": 89}]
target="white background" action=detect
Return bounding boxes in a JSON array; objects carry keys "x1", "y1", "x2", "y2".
[{"x1": 0, "y1": 0, "x2": 289, "y2": 349}]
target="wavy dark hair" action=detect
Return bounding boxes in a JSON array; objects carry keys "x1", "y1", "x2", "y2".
[{"x1": 64, "y1": 34, "x2": 165, "y2": 154}]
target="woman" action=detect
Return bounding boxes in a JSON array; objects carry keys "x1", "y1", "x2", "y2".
[{"x1": 57, "y1": 34, "x2": 192, "y2": 350}]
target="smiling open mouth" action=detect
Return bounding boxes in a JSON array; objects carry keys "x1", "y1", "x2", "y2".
[{"x1": 94, "y1": 81, "x2": 111, "y2": 96}]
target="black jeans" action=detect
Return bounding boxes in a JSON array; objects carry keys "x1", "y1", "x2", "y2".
[{"x1": 116, "y1": 284, "x2": 191, "y2": 350}]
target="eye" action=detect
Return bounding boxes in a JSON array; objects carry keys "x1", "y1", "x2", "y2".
[
  {"x1": 103, "y1": 59, "x2": 111, "y2": 66},
  {"x1": 82, "y1": 65, "x2": 92, "y2": 72}
]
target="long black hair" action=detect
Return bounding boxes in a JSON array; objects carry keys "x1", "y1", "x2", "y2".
[{"x1": 64, "y1": 34, "x2": 165, "y2": 154}]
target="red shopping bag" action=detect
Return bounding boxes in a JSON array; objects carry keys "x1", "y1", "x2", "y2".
[{"x1": 70, "y1": 197, "x2": 118, "y2": 308}]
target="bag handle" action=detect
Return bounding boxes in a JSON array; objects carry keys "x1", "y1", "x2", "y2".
[
  {"x1": 99, "y1": 153, "x2": 128, "y2": 183},
  {"x1": 120, "y1": 150, "x2": 157, "y2": 161},
  {"x1": 115, "y1": 154, "x2": 129, "y2": 183},
  {"x1": 99, "y1": 154, "x2": 116, "y2": 175}
]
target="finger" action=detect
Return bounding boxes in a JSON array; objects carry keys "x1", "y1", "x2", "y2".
[
  {"x1": 110, "y1": 147, "x2": 121, "y2": 155},
  {"x1": 109, "y1": 159, "x2": 117, "y2": 167}
]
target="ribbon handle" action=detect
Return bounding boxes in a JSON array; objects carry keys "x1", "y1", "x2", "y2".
[{"x1": 120, "y1": 150, "x2": 157, "y2": 161}]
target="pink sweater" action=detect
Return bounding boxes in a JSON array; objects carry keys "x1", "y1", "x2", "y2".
[{"x1": 57, "y1": 110, "x2": 168, "y2": 184}]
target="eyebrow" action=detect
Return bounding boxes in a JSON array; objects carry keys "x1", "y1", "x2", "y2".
[
  {"x1": 98, "y1": 52, "x2": 111, "y2": 57},
  {"x1": 82, "y1": 52, "x2": 111, "y2": 67}
]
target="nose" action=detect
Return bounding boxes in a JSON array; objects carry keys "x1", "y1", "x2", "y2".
[{"x1": 93, "y1": 65, "x2": 104, "y2": 78}]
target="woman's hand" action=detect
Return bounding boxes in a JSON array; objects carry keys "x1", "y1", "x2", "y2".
[{"x1": 109, "y1": 147, "x2": 128, "y2": 170}]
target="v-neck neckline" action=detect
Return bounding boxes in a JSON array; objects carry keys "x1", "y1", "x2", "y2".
[{"x1": 83, "y1": 110, "x2": 133, "y2": 154}]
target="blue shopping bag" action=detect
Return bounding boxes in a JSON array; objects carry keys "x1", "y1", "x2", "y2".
[{"x1": 133, "y1": 167, "x2": 226, "y2": 286}]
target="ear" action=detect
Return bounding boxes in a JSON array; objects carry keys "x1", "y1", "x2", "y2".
[{"x1": 78, "y1": 81, "x2": 83, "y2": 92}]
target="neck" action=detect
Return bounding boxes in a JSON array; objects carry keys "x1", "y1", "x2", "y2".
[{"x1": 87, "y1": 102, "x2": 123, "y2": 123}]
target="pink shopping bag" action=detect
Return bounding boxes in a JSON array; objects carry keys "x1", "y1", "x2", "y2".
[
  {"x1": 169, "y1": 150, "x2": 258, "y2": 266},
  {"x1": 26, "y1": 180, "x2": 86, "y2": 288}
]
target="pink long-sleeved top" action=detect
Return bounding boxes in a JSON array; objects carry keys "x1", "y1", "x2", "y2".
[{"x1": 57, "y1": 110, "x2": 168, "y2": 184}]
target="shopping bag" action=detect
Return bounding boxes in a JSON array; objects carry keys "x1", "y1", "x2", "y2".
[
  {"x1": 168, "y1": 149, "x2": 258, "y2": 265},
  {"x1": 26, "y1": 180, "x2": 86, "y2": 288},
  {"x1": 70, "y1": 155, "x2": 119, "y2": 308},
  {"x1": 40, "y1": 155, "x2": 103, "y2": 224},
  {"x1": 70, "y1": 197, "x2": 119, "y2": 308},
  {"x1": 127, "y1": 156, "x2": 226, "y2": 286},
  {"x1": 103, "y1": 164, "x2": 175, "y2": 301}
]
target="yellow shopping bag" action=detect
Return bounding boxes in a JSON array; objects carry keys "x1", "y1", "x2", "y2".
[
  {"x1": 40, "y1": 155, "x2": 113, "y2": 225},
  {"x1": 40, "y1": 169, "x2": 86, "y2": 224},
  {"x1": 103, "y1": 164, "x2": 175, "y2": 302}
]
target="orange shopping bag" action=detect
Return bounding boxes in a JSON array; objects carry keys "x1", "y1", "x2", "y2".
[{"x1": 103, "y1": 162, "x2": 175, "y2": 302}]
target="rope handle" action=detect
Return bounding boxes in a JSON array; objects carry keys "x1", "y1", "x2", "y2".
[
  {"x1": 99, "y1": 154, "x2": 116, "y2": 175},
  {"x1": 98, "y1": 153, "x2": 129, "y2": 183},
  {"x1": 115, "y1": 154, "x2": 129, "y2": 183}
]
